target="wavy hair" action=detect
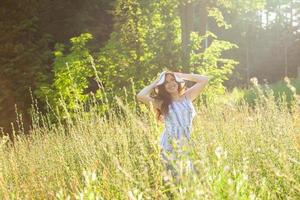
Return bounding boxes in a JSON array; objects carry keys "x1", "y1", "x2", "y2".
[{"x1": 153, "y1": 72, "x2": 185, "y2": 120}]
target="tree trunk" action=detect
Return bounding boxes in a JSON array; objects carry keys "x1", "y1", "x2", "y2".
[
  {"x1": 266, "y1": 10, "x2": 269, "y2": 26},
  {"x1": 179, "y1": 1, "x2": 194, "y2": 73},
  {"x1": 195, "y1": 0, "x2": 208, "y2": 51},
  {"x1": 246, "y1": 43, "x2": 250, "y2": 83},
  {"x1": 0, "y1": 73, "x2": 17, "y2": 137}
]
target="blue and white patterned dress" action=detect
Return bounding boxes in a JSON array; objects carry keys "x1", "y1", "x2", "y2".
[{"x1": 160, "y1": 95, "x2": 197, "y2": 153}]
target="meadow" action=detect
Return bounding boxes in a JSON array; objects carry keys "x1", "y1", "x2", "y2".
[{"x1": 0, "y1": 82, "x2": 299, "y2": 200}]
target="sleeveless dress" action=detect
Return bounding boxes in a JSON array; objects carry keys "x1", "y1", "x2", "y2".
[{"x1": 160, "y1": 95, "x2": 197, "y2": 153}]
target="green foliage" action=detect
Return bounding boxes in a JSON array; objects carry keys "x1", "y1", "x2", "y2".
[
  {"x1": 37, "y1": 33, "x2": 95, "y2": 113},
  {"x1": 190, "y1": 31, "x2": 239, "y2": 100},
  {"x1": 4, "y1": 0, "x2": 299, "y2": 132},
  {"x1": 95, "y1": 0, "x2": 241, "y2": 107},
  {"x1": 0, "y1": 0, "x2": 114, "y2": 131},
  {"x1": 215, "y1": 0, "x2": 266, "y2": 13},
  {"x1": 97, "y1": 0, "x2": 182, "y2": 90},
  {"x1": 208, "y1": 7, "x2": 231, "y2": 29},
  {"x1": 33, "y1": 0, "x2": 242, "y2": 115},
  {"x1": 89, "y1": 0, "x2": 185, "y2": 111}
]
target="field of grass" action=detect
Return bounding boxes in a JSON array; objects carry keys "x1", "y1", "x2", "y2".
[{"x1": 0, "y1": 87, "x2": 299, "y2": 199}]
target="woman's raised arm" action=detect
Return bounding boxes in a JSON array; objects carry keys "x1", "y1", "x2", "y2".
[
  {"x1": 175, "y1": 72, "x2": 210, "y2": 101},
  {"x1": 136, "y1": 73, "x2": 162, "y2": 109}
]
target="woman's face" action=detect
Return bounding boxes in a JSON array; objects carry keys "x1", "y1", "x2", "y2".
[{"x1": 164, "y1": 74, "x2": 179, "y2": 94}]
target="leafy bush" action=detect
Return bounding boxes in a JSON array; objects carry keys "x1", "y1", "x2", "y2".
[{"x1": 36, "y1": 33, "x2": 99, "y2": 116}]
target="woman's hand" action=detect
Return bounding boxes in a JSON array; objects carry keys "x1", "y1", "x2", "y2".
[
  {"x1": 174, "y1": 72, "x2": 183, "y2": 79},
  {"x1": 153, "y1": 71, "x2": 166, "y2": 86},
  {"x1": 136, "y1": 72, "x2": 165, "y2": 108}
]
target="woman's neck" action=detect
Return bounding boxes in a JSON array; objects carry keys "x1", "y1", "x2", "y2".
[{"x1": 170, "y1": 93, "x2": 181, "y2": 101}]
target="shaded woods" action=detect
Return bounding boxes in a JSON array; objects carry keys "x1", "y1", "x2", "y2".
[{"x1": 0, "y1": 0, "x2": 114, "y2": 134}]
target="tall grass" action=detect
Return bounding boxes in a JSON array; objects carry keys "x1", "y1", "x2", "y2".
[
  {"x1": 0, "y1": 83, "x2": 299, "y2": 199},
  {"x1": 242, "y1": 77, "x2": 300, "y2": 108}
]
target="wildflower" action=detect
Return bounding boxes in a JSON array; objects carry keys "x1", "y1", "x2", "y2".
[
  {"x1": 128, "y1": 189, "x2": 143, "y2": 200},
  {"x1": 224, "y1": 165, "x2": 230, "y2": 172},
  {"x1": 249, "y1": 192, "x2": 256, "y2": 200},
  {"x1": 128, "y1": 191, "x2": 135, "y2": 200},
  {"x1": 250, "y1": 77, "x2": 258, "y2": 86},
  {"x1": 215, "y1": 146, "x2": 223, "y2": 159},
  {"x1": 275, "y1": 170, "x2": 282, "y2": 177},
  {"x1": 195, "y1": 189, "x2": 204, "y2": 196},
  {"x1": 91, "y1": 171, "x2": 97, "y2": 181},
  {"x1": 284, "y1": 76, "x2": 290, "y2": 84},
  {"x1": 243, "y1": 174, "x2": 248, "y2": 181},
  {"x1": 163, "y1": 175, "x2": 170, "y2": 182}
]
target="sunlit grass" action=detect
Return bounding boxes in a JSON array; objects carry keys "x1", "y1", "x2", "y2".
[{"x1": 0, "y1": 85, "x2": 299, "y2": 199}]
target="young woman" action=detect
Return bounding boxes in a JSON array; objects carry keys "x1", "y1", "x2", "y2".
[{"x1": 136, "y1": 71, "x2": 209, "y2": 174}]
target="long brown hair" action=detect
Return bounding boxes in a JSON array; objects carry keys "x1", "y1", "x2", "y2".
[{"x1": 153, "y1": 72, "x2": 185, "y2": 120}]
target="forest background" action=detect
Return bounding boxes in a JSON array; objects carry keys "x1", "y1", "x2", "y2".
[{"x1": 0, "y1": 0, "x2": 300, "y2": 134}]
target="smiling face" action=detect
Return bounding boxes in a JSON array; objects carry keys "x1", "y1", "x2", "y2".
[{"x1": 164, "y1": 73, "x2": 179, "y2": 94}]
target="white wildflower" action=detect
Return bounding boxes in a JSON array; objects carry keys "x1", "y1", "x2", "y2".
[
  {"x1": 224, "y1": 165, "x2": 230, "y2": 172},
  {"x1": 215, "y1": 146, "x2": 223, "y2": 159},
  {"x1": 243, "y1": 174, "x2": 248, "y2": 181},
  {"x1": 91, "y1": 171, "x2": 97, "y2": 181},
  {"x1": 249, "y1": 192, "x2": 256, "y2": 200}
]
